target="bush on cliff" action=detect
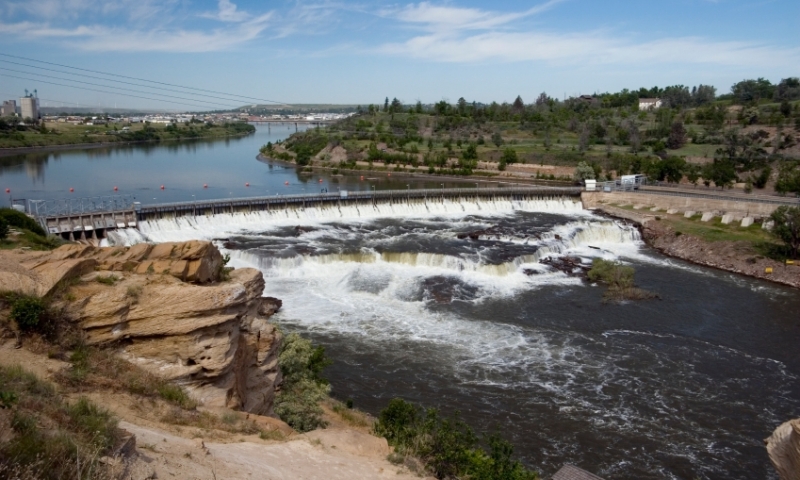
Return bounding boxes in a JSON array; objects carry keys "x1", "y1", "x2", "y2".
[
  {"x1": 0, "y1": 208, "x2": 46, "y2": 237},
  {"x1": 274, "y1": 333, "x2": 332, "y2": 432},
  {"x1": 375, "y1": 398, "x2": 539, "y2": 480}
]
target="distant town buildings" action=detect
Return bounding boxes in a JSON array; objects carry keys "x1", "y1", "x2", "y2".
[
  {"x1": 1, "y1": 100, "x2": 16, "y2": 116},
  {"x1": 638, "y1": 98, "x2": 662, "y2": 110}
]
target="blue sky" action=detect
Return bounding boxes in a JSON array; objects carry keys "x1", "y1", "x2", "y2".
[{"x1": 0, "y1": 0, "x2": 798, "y2": 110}]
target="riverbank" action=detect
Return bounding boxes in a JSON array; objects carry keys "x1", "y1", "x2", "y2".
[
  {"x1": 256, "y1": 152, "x2": 574, "y2": 188},
  {"x1": 594, "y1": 204, "x2": 800, "y2": 289},
  {"x1": 0, "y1": 122, "x2": 255, "y2": 157}
]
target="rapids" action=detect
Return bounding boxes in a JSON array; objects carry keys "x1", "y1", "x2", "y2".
[{"x1": 108, "y1": 198, "x2": 800, "y2": 480}]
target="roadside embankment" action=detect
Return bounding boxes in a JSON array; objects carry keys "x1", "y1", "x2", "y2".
[{"x1": 583, "y1": 193, "x2": 800, "y2": 289}]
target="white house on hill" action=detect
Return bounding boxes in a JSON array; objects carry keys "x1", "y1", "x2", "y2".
[{"x1": 638, "y1": 98, "x2": 662, "y2": 110}]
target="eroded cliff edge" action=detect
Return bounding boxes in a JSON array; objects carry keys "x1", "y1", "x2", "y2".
[{"x1": 0, "y1": 241, "x2": 283, "y2": 415}]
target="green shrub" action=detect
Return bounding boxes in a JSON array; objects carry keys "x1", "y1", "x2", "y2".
[
  {"x1": 0, "y1": 208, "x2": 46, "y2": 237},
  {"x1": 587, "y1": 258, "x2": 656, "y2": 303},
  {"x1": 67, "y1": 397, "x2": 118, "y2": 450},
  {"x1": 95, "y1": 274, "x2": 118, "y2": 285},
  {"x1": 157, "y1": 384, "x2": 198, "y2": 410},
  {"x1": 10, "y1": 295, "x2": 47, "y2": 333},
  {"x1": 374, "y1": 398, "x2": 539, "y2": 480},
  {"x1": 274, "y1": 333, "x2": 332, "y2": 432},
  {"x1": 0, "y1": 217, "x2": 8, "y2": 239}
]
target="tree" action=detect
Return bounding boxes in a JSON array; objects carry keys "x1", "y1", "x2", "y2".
[
  {"x1": 731, "y1": 78, "x2": 775, "y2": 104},
  {"x1": 573, "y1": 161, "x2": 596, "y2": 182},
  {"x1": 390, "y1": 97, "x2": 402, "y2": 113},
  {"x1": 512, "y1": 96, "x2": 524, "y2": 113},
  {"x1": 500, "y1": 148, "x2": 517, "y2": 165},
  {"x1": 666, "y1": 121, "x2": 687, "y2": 149},
  {"x1": 457, "y1": 97, "x2": 467, "y2": 115},
  {"x1": 692, "y1": 84, "x2": 717, "y2": 106},
  {"x1": 661, "y1": 156, "x2": 687, "y2": 183},
  {"x1": 491, "y1": 132, "x2": 503, "y2": 147},
  {"x1": 769, "y1": 206, "x2": 800, "y2": 259},
  {"x1": 383, "y1": 97, "x2": 389, "y2": 112},
  {"x1": 775, "y1": 162, "x2": 800, "y2": 195}
]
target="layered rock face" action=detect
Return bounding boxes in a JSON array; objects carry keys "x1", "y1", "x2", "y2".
[
  {"x1": 767, "y1": 419, "x2": 800, "y2": 480},
  {"x1": 0, "y1": 242, "x2": 283, "y2": 416}
]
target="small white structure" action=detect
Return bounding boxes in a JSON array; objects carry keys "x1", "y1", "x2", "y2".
[
  {"x1": 584, "y1": 179, "x2": 597, "y2": 191},
  {"x1": 638, "y1": 98, "x2": 662, "y2": 110}
]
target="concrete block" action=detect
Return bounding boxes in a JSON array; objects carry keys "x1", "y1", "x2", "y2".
[
  {"x1": 741, "y1": 217, "x2": 754, "y2": 227},
  {"x1": 721, "y1": 214, "x2": 734, "y2": 224},
  {"x1": 684, "y1": 211, "x2": 695, "y2": 218},
  {"x1": 701, "y1": 212, "x2": 715, "y2": 222},
  {"x1": 763, "y1": 220, "x2": 774, "y2": 230},
  {"x1": 667, "y1": 209, "x2": 678, "y2": 214},
  {"x1": 649, "y1": 207, "x2": 660, "y2": 212},
  {"x1": 632, "y1": 204, "x2": 645, "y2": 210}
]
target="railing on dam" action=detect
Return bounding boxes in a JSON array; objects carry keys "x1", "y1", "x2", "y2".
[{"x1": 135, "y1": 186, "x2": 583, "y2": 221}]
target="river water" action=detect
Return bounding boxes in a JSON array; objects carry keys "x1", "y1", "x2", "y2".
[{"x1": 4, "y1": 126, "x2": 798, "y2": 479}]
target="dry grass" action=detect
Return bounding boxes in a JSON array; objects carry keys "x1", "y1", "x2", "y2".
[
  {"x1": 55, "y1": 345, "x2": 197, "y2": 410},
  {"x1": 0, "y1": 365, "x2": 119, "y2": 480}
]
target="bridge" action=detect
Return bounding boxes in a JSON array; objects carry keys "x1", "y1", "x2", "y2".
[{"x1": 27, "y1": 186, "x2": 583, "y2": 241}]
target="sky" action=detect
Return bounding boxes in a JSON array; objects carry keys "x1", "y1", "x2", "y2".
[{"x1": 0, "y1": 0, "x2": 798, "y2": 110}]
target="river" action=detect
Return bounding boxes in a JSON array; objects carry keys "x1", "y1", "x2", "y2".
[
  {"x1": 5, "y1": 125, "x2": 799, "y2": 479},
  {"x1": 0, "y1": 123, "x2": 487, "y2": 206}
]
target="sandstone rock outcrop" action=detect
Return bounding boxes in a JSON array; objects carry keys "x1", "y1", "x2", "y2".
[
  {"x1": 0, "y1": 242, "x2": 283, "y2": 416},
  {"x1": 767, "y1": 419, "x2": 800, "y2": 480}
]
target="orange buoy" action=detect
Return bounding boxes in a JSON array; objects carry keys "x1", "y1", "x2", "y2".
[
  {"x1": 318, "y1": 178, "x2": 323, "y2": 183},
  {"x1": 160, "y1": 185, "x2": 165, "y2": 190},
  {"x1": 113, "y1": 186, "x2": 118, "y2": 191},
  {"x1": 360, "y1": 176, "x2": 364, "y2": 181},
  {"x1": 388, "y1": 173, "x2": 391, "y2": 177},
  {"x1": 284, "y1": 181, "x2": 289, "y2": 185},
  {"x1": 69, "y1": 187, "x2": 74, "y2": 192},
  {"x1": 203, "y1": 184, "x2": 208, "y2": 188},
  {"x1": 4, "y1": 188, "x2": 9, "y2": 193},
  {"x1": 245, "y1": 182, "x2": 250, "y2": 187}
]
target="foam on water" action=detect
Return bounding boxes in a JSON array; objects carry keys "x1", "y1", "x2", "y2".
[{"x1": 106, "y1": 196, "x2": 585, "y2": 245}]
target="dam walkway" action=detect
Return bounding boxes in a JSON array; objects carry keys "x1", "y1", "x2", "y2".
[{"x1": 30, "y1": 186, "x2": 583, "y2": 240}]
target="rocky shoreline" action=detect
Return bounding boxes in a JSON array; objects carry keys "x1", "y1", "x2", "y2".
[{"x1": 595, "y1": 205, "x2": 800, "y2": 289}]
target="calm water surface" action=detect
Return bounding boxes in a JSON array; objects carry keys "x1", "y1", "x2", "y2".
[{"x1": 0, "y1": 123, "x2": 483, "y2": 206}]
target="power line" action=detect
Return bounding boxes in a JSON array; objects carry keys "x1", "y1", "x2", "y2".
[
  {"x1": 0, "y1": 73, "x2": 225, "y2": 110},
  {"x1": 1, "y1": 66, "x2": 238, "y2": 109},
  {"x1": 0, "y1": 53, "x2": 291, "y2": 106},
  {"x1": 0, "y1": 58, "x2": 261, "y2": 106}
]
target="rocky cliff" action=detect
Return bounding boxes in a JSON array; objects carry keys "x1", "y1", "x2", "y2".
[
  {"x1": 0, "y1": 241, "x2": 283, "y2": 415},
  {"x1": 767, "y1": 419, "x2": 800, "y2": 480}
]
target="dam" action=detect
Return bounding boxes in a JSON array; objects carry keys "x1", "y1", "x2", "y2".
[{"x1": 28, "y1": 186, "x2": 583, "y2": 242}]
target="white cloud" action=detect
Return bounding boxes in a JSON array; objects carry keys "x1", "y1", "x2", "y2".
[
  {"x1": 200, "y1": 0, "x2": 251, "y2": 23},
  {"x1": 373, "y1": 1, "x2": 800, "y2": 69},
  {"x1": 0, "y1": 0, "x2": 276, "y2": 52},
  {"x1": 382, "y1": 0, "x2": 563, "y2": 31}
]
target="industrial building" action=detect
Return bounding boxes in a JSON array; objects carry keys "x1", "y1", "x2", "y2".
[
  {"x1": 0, "y1": 100, "x2": 16, "y2": 116},
  {"x1": 20, "y1": 95, "x2": 39, "y2": 121}
]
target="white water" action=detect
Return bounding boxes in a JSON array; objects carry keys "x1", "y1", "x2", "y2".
[{"x1": 106, "y1": 196, "x2": 586, "y2": 245}]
